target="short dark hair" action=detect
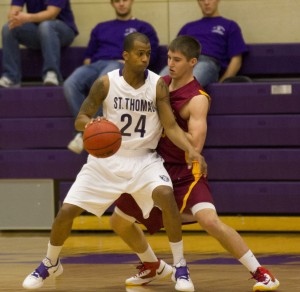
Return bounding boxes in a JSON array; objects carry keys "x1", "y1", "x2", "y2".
[
  {"x1": 168, "y1": 35, "x2": 201, "y2": 61},
  {"x1": 123, "y1": 32, "x2": 150, "y2": 52}
]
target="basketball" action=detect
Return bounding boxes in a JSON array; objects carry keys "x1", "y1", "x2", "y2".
[{"x1": 83, "y1": 119, "x2": 122, "y2": 158}]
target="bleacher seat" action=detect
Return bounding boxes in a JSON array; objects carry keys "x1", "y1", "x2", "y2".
[{"x1": 0, "y1": 43, "x2": 300, "y2": 219}]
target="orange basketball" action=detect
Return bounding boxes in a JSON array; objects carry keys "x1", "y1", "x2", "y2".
[{"x1": 83, "y1": 119, "x2": 122, "y2": 158}]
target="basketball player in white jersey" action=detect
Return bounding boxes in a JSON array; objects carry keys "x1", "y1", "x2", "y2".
[{"x1": 22, "y1": 32, "x2": 199, "y2": 291}]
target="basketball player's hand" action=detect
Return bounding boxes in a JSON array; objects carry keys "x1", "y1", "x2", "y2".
[
  {"x1": 186, "y1": 148, "x2": 202, "y2": 169},
  {"x1": 85, "y1": 116, "x2": 107, "y2": 128}
]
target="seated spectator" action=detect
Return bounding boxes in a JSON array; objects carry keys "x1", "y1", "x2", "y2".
[
  {"x1": 0, "y1": 0, "x2": 78, "y2": 88},
  {"x1": 160, "y1": 0, "x2": 247, "y2": 87},
  {"x1": 66, "y1": 0, "x2": 159, "y2": 154}
]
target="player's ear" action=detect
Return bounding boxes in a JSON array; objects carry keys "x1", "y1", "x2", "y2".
[
  {"x1": 122, "y1": 51, "x2": 129, "y2": 61},
  {"x1": 190, "y1": 57, "x2": 198, "y2": 67}
]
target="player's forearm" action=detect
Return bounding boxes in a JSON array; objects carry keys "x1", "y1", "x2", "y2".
[
  {"x1": 165, "y1": 126, "x2": 195, "y2": 153},
  {"x1": 75, "y1": 114, "x2": 92, "y2": 132}
]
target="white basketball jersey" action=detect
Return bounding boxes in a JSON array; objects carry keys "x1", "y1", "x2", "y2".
[{"x1": 103, "y1": 69, "x2": 162, "y2": 150}]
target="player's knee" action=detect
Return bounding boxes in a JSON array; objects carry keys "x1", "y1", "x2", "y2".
[
  {"x1": 152, "y1": 186, "x2": 176, "y2": 209},
  {"x1": 199, "y1": 214, "x2": 223, "y2": 234},
  {"x1": 110, "y1": 211, "x2": 133, "y2": 234},
  {"x1": 56, "y1": 203, "x2": 83, "y2": 222}
]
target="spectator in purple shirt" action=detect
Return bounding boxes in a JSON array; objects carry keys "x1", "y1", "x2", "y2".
[
  {"x1": 160, "y1": 0, "x2": 247, "y2": 87},
  {"x1": 65, "y1": 0, "x2": 159, "y2": 155},
  {"x1": 0, "y1": 0, "x2": 78, "y2": 88}
]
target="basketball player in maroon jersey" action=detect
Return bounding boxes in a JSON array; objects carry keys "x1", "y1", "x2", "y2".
[{"x1": 111, "y1": 35, "x2": 280, "y2": 292}]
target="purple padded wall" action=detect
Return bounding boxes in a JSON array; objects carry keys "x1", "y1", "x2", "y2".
[
  {"x1": 0, "y1": 118, "x2": 74, "y2": 149},
  {"x1": 0, "y1": 87, "x2": 71, "y2": 118},
  {"x1": 0, "y1": 150, "x2": 87, "y2": 179},
  {"x1": 207, "y1": 82, "x2": 300, "y2": 114},
  {"x1": 211, "y1": 182, "x2": 300, "y2": 214},
  {"x1": 206, "y1": 115, "x2": 300, "y2": 146},
  {"x1": 239, "y1": 43, "x2": 300, "y2": 76},
  {"x1": 202, "y1": 149, "x2": 300, "y2": 181}
]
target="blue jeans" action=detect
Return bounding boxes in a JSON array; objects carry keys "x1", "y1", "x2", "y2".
[
  {"x1": 159, "y1": 55, "x2": 220, "y2": 88},
  {"x1": 63, "y1": 60, "x2": 124, "y2": 118},
  {"x1": 1, "y1": 20, "x2": 76, "y2": 83}
]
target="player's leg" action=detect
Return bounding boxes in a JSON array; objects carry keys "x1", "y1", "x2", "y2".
[
  {"x1": 151, "y1": 187, "x2": 194, "y2": 292},
  {"x1": 110, "y1": 209, "x2": 173, "y2": 286},
  {"x1": 194, "y1": 207, "x2": 280, "y2": 291},
  {"x1": 22, "y1": 203, "x2": 84, "y2": 290}
]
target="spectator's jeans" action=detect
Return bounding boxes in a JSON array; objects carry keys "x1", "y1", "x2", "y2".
[
  {"x1": 1, "y1": 20, "x2": 76, "y2": 83},
  {"x1": 159, "y1": 55, "x2": 220, "y2": 88},
  {"x1": 63, "y1": 60, "x2": 124, "y2": 118}
]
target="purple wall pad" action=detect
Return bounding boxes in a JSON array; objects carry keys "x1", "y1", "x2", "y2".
[
  {"x1": 202, "y1": 148, "x2": 300, "y2": 181},
  {"x1": 206, "y1": 114, "x2": 300, "y2": 146},
  {"x1": 239, "y1": 43, "x2": 300, "y2": 76},
  {"x1": 0, "y1": 150, "x2": 87, "y2": 179},
  {"x1": 1, "y1": 149, "x2": 299, "y2": 180},
  {"x1": 0, "y1": 118, "x2": 75, "y2": 149},
  {"x1": 211, "y1": 181, "x2": 300, "y2": 214},
  {"x1": 206, "y1": 82, "x2": 300, "y2": 115},
  {"x1": 0, "y1": 87, "x2": 71, "y2": 118}
]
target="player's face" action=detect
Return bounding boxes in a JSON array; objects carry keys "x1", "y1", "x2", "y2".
[
  {"x1": 167, "y1": 50, "x2": 195, "y2": 80},
  {"x1": 125, "y1": 41, "x2": 151, "y2": 71},
  {"x1": 111, "y1": 0, "x2": 133, "y2": 18},
  {"x1": 198, "y1": 0, "x2": 219, "y2": 17}
]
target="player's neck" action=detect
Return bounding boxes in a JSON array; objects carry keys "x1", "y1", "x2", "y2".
[
  {"x1": 170, "y1": 75, "x2": 194, "y2": 91},
  {"x1": 122, "y1": 68, "x2": 145, "y2": 89}
]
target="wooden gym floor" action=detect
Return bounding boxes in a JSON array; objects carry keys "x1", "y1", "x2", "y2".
[{"x1": 1, "y1": 231, "x2": 300, "y2": 291}]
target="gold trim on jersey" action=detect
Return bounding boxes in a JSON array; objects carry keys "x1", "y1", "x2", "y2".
[{"x1": 179, "y1": 161, "x2": 202, "y2": 213}]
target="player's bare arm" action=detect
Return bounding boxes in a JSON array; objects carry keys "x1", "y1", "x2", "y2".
[
  {"x1": 156, "y1": 78, "x2": 201, "y2": 168},
  {"x1": 75, "y1": 76, "x2": 109, "y2": 131},
  {"x1": 181, "y1": 93, "x2": 210, "y2": 153}
]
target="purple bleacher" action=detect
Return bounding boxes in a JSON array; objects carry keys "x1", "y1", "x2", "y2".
[
  {"x1": 211, "y1": 182, "x2": 300, "y2": 214},
  {"x1": 1, "y1": 149, "x2": 299, "y2": 181},
  {"x1": 202, "y1": 148, "x2": 300, "y2": 181},
  {"x1": 206, "y1": 114, "x2": 300, "y2": 146},
  {"x1": 2, "y1": 43, "x2": 300, "y2": 80},
  {"x1": 0, "y1": 150, "x2": 87, "y2": 179},
  {"x1": 1, "y1": 114, "x2": 299, "y2": 149},
  {"x1": 0, "y1": 87, "x2": 71, "y2": 118},
  {"x1": 1, "y1": 43, "x2": 300, "y2": 217},
  {"x1": 7, "y1": 47, "x2": 84, "y2": 81},
  {"x1": 0, "y1": 46, "x2": 164, "y2": 82},
  {"x1": 206, "y1": 82, "x2": 300, "y2": 114},
  {"x1": 0, "y1": 118, "x2": 74, "y2": 149},
  {"x1": 239, "y1": 43, "x2": 300, "y2": 77}
]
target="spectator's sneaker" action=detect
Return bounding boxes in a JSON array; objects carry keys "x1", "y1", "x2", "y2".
[
  {"x1": 44, "y1": 71, "x2": 59, "y2": 86},
  {"x1": 22, "y1": 257, "x2": 63, "y2": 290},
  {"x1": 172, "y1": 259, "x2": 194, "y2": 292},
  {"x1": 67, "y1": 133, "x2": 83, "y2": 154},
  {"x1": 126, "y1": 259, "x2": 172, "y2": 286},
  {"x1": 251, "y1": 267, "x2": 280, "y2": 291},
  {"x1": 0, "y1": 76, "x2": 20, "y2": 88}
]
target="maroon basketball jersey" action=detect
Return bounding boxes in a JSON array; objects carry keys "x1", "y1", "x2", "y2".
[{"x1": 157, "y1": 75, "x2": 210, "y2": 164}]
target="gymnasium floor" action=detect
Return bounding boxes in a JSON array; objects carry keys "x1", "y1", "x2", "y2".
[{"x1": 1, "y1": 231, "x2": 300, "y2": 291}]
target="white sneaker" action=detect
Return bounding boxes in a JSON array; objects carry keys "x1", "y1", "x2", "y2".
[
  {"x1": 126, "y1": 259, "x2": 172, "y2": 286},
  {"x1": 251, "y1": 266, "x2": 280, "y2": 291},
  {"x1": 67, "y1": 133, "x2": 83, "y2": 154},
  {"x1": 44, "y1": 71, "x2": 59, "y2": 86},
  {"x1": 0, "y1": 76, "x2": 20, "y2": 88},
  {"x1": 22, "y1": 257, "x2": 63, "y2": 290},
  {"x1": 172, "y1": 259, "x2": 195, "y2": 292}
]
